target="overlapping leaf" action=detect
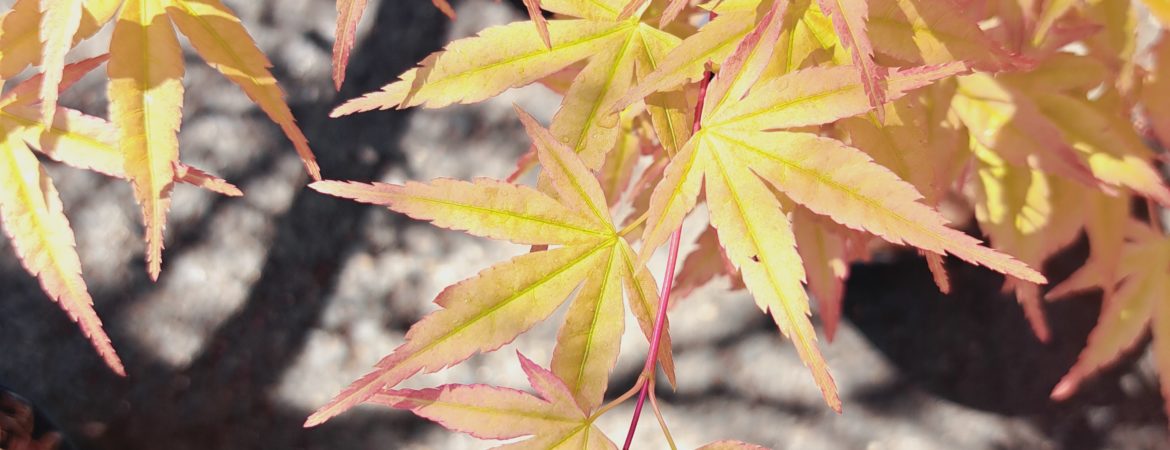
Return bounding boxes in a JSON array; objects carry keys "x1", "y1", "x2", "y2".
[
  {"x1": 305, "y1": 107, "x2": 673, "y2": 426},
  {"x1": 624, "y1": 3, "x2": 1047, "y2": 409},
  {"x1": 331, "y1": 0, "x2": 693, "y2": 170},
  {"x1": 98, "y1": 0, "x2": 320, "y2": 280},
  {"x1": 0, "y1": 57, "x2": 239, "y2": 375},
  {"x1": 372, "y1": 352, "x2": 618, "y2": 449},
  {"x1": 1047, "y1": 223, "x2": 1170, "y2": 422}
]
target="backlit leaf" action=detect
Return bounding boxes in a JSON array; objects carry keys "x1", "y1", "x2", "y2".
[
  {"x1": 107, "y1": 0, "x2": 185, "y2": 281},
  {"x1": 0, "y1": 126, "x2": 123, "y2": 375}
]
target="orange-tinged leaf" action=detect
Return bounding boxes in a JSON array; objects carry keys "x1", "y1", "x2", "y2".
[
  {"x1": 925, "y1": 252, "x2": 951, "y2": 293},
  {"x1": 1080, "y1": 191, "x2": 1129, "y2": 298},
  {"x1": 108, "y1": 0, "x2": 185, "y2": 281},
  {"x1": 331, "y1": 0, "x2": 368, "y2": 90},
  {"x1": 1083, "y1": 0, "x2": 1139, "y2": 96},
  {"x1": 330, "y1": 19, "x2": 632, "y2": 116},
  {"x1": 0, "y1": 54, "x2": 107, "y2": 110},
  {"x1": 1032, "y1": 91, "x2": 1170, "y2": 206},
  {"x1": 36, "y1": 0, "x2": 83, "y2": 127},
  {"x1": 166, "y1": 0, "x2": 321, "y2": 180},
  {"x1": 1033, "y1": 0, "x2": 1075, "y2": 46},
  {"x1": 1143, "y1": 35, "x2": 1170, "y2": 149},
  {"x1": 658, "y1": 0, "x2": 689, "y2": 27},
  {"x1": 310, "y1": 107, "x2": 669, "y2": 426},
  {"x1": 971, "y1": 143, "x2": 1085, "y2": 341},
  {"x1": 310, "y1": 179, "x2": 609, "y2": 245},
  {"x1": 1051, "y1": 233, "x2": 1170, "y2": 400},
  {"x1": 173, "y1": 163, "x2": 242, "y2": 197},
  {"x1": 0, "y1": 127, "x2": 123, "y2": 375},
  {"x1": 867, "y1": 0, "x2": 1020, "y2": 71},
  {"x1": 816, "y1": 0, "x2": 886, "y2": 120},
  {"x1": 305, "y1": 243, "x2": 608, "y2": 427},
  {"x1": 108, "y1": 0, "x2": 184, "y2": 280},
  {"x1": 705, "y1": 63, "x2": 967, "y2": 131},
  {"x1": 371, "y1": 353, "x2": 617, "y2": 448},
  {"x1": 716, "y1": 129, "x2": 1046, "y2": 284},
  {"x1": 0, "y1": 0, "x2": 119, "y2": 79},
  {"x1": 951, "y1": 73, "x2": 1098, "y2": 187},
  {"x1": 0, "y1": 0, "x2": 42, "y2": 79},
  {"x1": 997, "y1": 53, "x2": 1107, "y2": 95},
  {"x1": 702, "y1": 135, "x2": 841, "y2": 411},
  {"x1": 432, "y1": 0, "x2": 456, "y2": 19},
  {"x1": 840, "y1": 93, "x2": 947, "y2": 206},
  {"x1": 758, "y1": 0, "x2": 835, "y2": 78},
  {"x1": 793, "y1": 208, "x2": 849, "y2": 342},
  {"x1": 1, "y1": 103, "x2": 240, "y2": 195}
]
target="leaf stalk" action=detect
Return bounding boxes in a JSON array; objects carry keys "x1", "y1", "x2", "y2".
[{"x1": 622, "y1": 67, "x2": 713, "y2": 450}]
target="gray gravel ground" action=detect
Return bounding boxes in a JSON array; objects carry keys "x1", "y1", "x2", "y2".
[{"x1": 0, "y1": 0, "x2": 1168, "y2": 449}]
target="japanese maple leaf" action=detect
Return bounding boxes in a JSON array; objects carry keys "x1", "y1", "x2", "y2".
[
  {"x1": 630, "y1": 5, "x2": 1045, "y2": 408},
  {"x1": 1143, "y1": 34, "x2": 1170, "y2": 151},
  {"x1": 372, "y1": 352, "x2": 619, "y2": 449},
  {"x1": 102, "y1": 0, "x2": 319, "y2": 280},
  {"x1": 331, "y1": 0, "x2": 689, "y2": 171},
  {"x1": 331, "y1": 0, "x2": 464, "y2": 89},
  {"x1": 305, "y1": 107, "x2": 674, "y2": 426},
  {"x1": 0, "y1": 57, "x2": 239, "y2": 375},
  {"x1": 1047, "y1": 222, "x2": 1170, "y2": 424},
  {"x1": 968, "y1": 143, "x2": 1086, "y2": 341}
]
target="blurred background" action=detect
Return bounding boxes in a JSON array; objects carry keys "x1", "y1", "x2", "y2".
[{"x1": 0, "y1": 0, "x2": 1167, "y2": 448}]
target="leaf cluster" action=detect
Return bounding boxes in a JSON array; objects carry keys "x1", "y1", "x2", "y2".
[{"x1": 3, "y1": 0, "x2": 1170, "y2": 448}]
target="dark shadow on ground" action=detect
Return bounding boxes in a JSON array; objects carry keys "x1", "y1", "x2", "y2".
[{"x1": 844, "y1": 236, "x2": 1167, "y2": 448}]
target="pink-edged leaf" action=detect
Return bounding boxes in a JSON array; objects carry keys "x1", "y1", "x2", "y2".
[
  {"x1": 331, "y1": 0, "x2": 369, "y2": 90},
  {"x1": 305, "y1": 244, "x2": 606, "y2": 427},
  {"x1": 36, "y1": 0, "x2": 83, "y2": 127},
  {"x1": 0, "y1": 128, "x2": 124, "y2": 375},
  {"x1": 816, "y1": 0, "x2": 887, "y2": 121}
]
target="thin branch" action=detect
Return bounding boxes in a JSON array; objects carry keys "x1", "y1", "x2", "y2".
[{"x1": 622, "y1": 68, "x2": 714, "y2": 450}]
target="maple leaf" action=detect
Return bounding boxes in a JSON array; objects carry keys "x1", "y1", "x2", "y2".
[
  {"x1": 1145, "y1": 33, "x2": 1170, "y2": 149},
  {"x1": 331, "y1": 0, "x2": 368, "y2": 90},
  {"x1": 36, "y1": 0, "x2": 83, "y2": 127},
  {"x1": 0, "y1": 56, "x2": 240, "y2": 375},
  {"x1": 631, "y1": 25, "x2": 1044, "y2": 409},
  {"x1": 331, "y1": 0, "x2": 686, "y2": 170},
  {"x1": 840, "y1": 84, "x2": 967, "y2": 294},
  {"x1": 815, "y1": 0, "x2": 886, "y2": 120},
  {"x1": 0, "y1": 123, "x2": 123, "y2": 375},
  {"x1": 304, "y1": 107, "x2": 674, "y2": 426},
  {"x1": 372, "y1": 352, "x2": 618, "y2": 449},
  {"x1": 104, "y1": 0, "x2": 319, "y2": 280},
  {"x1": 0, "y1": 0, "x2": 118, "y2": 80},
  {"x1": 1047, "y1": 222, "x2": 1170, "y2": 423},
  {"x1": 969, "y1": 143, "x2": 1085, "y2": 342}
]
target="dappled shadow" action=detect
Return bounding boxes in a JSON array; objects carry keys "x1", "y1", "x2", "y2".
[{"x1": 0, "y1": 0, "x2": 452, "y2": 449}]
